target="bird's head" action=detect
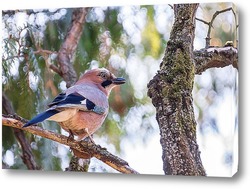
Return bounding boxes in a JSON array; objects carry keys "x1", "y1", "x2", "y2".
[{"x1": 76, "y1": 68, "x2": 126, "y2": 96}]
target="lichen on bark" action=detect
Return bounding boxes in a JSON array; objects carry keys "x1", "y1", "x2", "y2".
[{"x1": 148, "y1": 4, "x2": 206, "y2": 175}]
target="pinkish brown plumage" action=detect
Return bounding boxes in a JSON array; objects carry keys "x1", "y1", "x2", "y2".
[{"x1": 23, "y1": 68, "x2": 126, "y2": 141}]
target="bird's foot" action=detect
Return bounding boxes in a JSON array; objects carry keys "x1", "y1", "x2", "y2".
[
  {"x1": 84, "y1": 128, "x2": 96, "y2": 145},
  {"x1": 67, "y1": 129, "x2": 75, "y2": 143}
]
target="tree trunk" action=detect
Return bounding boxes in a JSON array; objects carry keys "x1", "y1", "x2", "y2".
[{"x1": 147, "y1": 4, "x2": 206, "y2": 176}]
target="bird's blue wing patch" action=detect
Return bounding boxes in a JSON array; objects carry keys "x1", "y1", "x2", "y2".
[
  {"x1": 49, "y1": 92, "x2": 103, "y2": 112},
  {"x1": 85, "y1": 100, "x2": 105, "y2": 114}
]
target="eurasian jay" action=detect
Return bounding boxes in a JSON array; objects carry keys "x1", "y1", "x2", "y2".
[{"x1": 23, "y1": 68, "x2": 126, "y2": 141}]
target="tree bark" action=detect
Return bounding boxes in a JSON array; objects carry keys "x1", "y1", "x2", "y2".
[
  {"x1": 194, "y1": 46, "x2": 238, "y2": 74},
  {"x1": 148, "y1": 4, "x2": 206, "y2": 175},
  {"x1": 57, "y1": 8, "x2": 89, "y2": 87}
]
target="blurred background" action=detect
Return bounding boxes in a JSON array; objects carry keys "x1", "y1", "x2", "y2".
[{"x1": 2, "y1": 2, "x2": 238, "y2": 176}]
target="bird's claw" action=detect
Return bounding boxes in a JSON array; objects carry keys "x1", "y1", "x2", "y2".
[{"x1": 67, "y1": 129, "x2": 75, "y2": 143}]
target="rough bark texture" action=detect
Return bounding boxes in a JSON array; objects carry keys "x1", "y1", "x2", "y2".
[
  {"x1": 148, "y1": 4, "x2": 206, "y2": 175},
  {"x1": 194, "y1": 46, "x2": 238, "y2": 74}
]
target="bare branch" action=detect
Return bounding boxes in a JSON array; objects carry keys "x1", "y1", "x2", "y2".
[
  {"x1": 2, "y1": 114, "x2": 139, "y2": 174},
  {"x1": 34, "y1": 49, "x2": 57, "y2": 55},
  {"x1": 195, "y1": 18, "x2": 209, "y2": 25},
  {"x1": 57, "y1": 8, "x2": 89, "y2": 87},
  {"x1": 49, "y1": 64, "x2": 63, "y2": 76},
  {"x1": 194, "y1": 46, "x2": 238, "y2": 74},
  {"x1": 33, "y1": 48, "x2": 62, "y2": 76},
  {"x1": 2, "y1": 94, "x2": 40, "y2": 170},
  {"x1": 168, "y1": 4, "x2": 174, "y2": 10},
  {"x1": 196, "y1": 7, "x2": 238, "y2": 48},
  {"x1": 2, "y1": 55, "x2": 25, "y2": 62}
]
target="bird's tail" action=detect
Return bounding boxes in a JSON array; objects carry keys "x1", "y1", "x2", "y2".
[{"x1": 23, "y1": 109, "x2": 59, "y2": 127}]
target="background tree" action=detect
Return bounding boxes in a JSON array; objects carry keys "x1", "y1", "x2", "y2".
[{"x1": 2, "y1": 2, "x2": 238, "y2": 176}]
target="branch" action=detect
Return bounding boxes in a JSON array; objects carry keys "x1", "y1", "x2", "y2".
[
  {"x1": 2, "y1": 94, "x2": 40, "y2": 170},
  {"x1": 195, "y1": 17, "x2": 209, "y2": 25},
  {"x1": 196, "y1": 7, "x2": 238, "y2": 48},
  {"x1": 34, "y1": 49, "x2": 57, "y2": 55},
  {"x1": 168, "y1": 4, "x2": 174, "y2": 10},
  {"x1": 194, "y1": 46, "x2": 238, "y2": 75},
  {"x1": 33, "y1": 48, "x2": 62, "y2": 76},
  {"x1": 2, "y1": 114, "x2": 139, "y2": 174},
  {"x1": 57, "y1": 8, "x2": 89, "y2": 87}
]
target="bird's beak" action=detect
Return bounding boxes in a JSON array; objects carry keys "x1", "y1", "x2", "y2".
[{"x1": 112, "y1": 77, "x2": 126, "y2": 85}]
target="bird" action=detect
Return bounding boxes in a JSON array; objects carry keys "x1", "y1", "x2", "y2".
[{"x1": 23, "y1": 68, "x2": 126, "y2": 141}]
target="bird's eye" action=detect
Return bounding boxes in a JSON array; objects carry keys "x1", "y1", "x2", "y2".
[{"x1": 99, "y1": 71, "x2": 108, "y2": 80}]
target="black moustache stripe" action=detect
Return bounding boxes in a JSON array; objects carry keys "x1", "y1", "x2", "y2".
[{"x1": 101, "y1": 80, "x2": 112, "y2": 88}]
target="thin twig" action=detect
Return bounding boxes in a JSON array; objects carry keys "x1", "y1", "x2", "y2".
[
  {"x1": 33, "y1": 47, "x2": 62, "y2": 75},
  {"x1": 195, "y1": 18, "x2": 209, "y2": 25},
  {"x1": 196, "y1": 7, "x2": 238, "y2": 48},
  {"x1": 34, "y1": 49, "x2": 57, "y2": 55},
  {"x1": 168, "y1": 4, "x2": 174, "y2": 10},
  {"x1": 49, "y1": 64, "x2": 63, "y2": 76}
]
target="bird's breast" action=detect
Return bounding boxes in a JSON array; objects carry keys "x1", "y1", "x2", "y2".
[{"x1": 59, "y1": 110, "x2": 108, "y2": 140}]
